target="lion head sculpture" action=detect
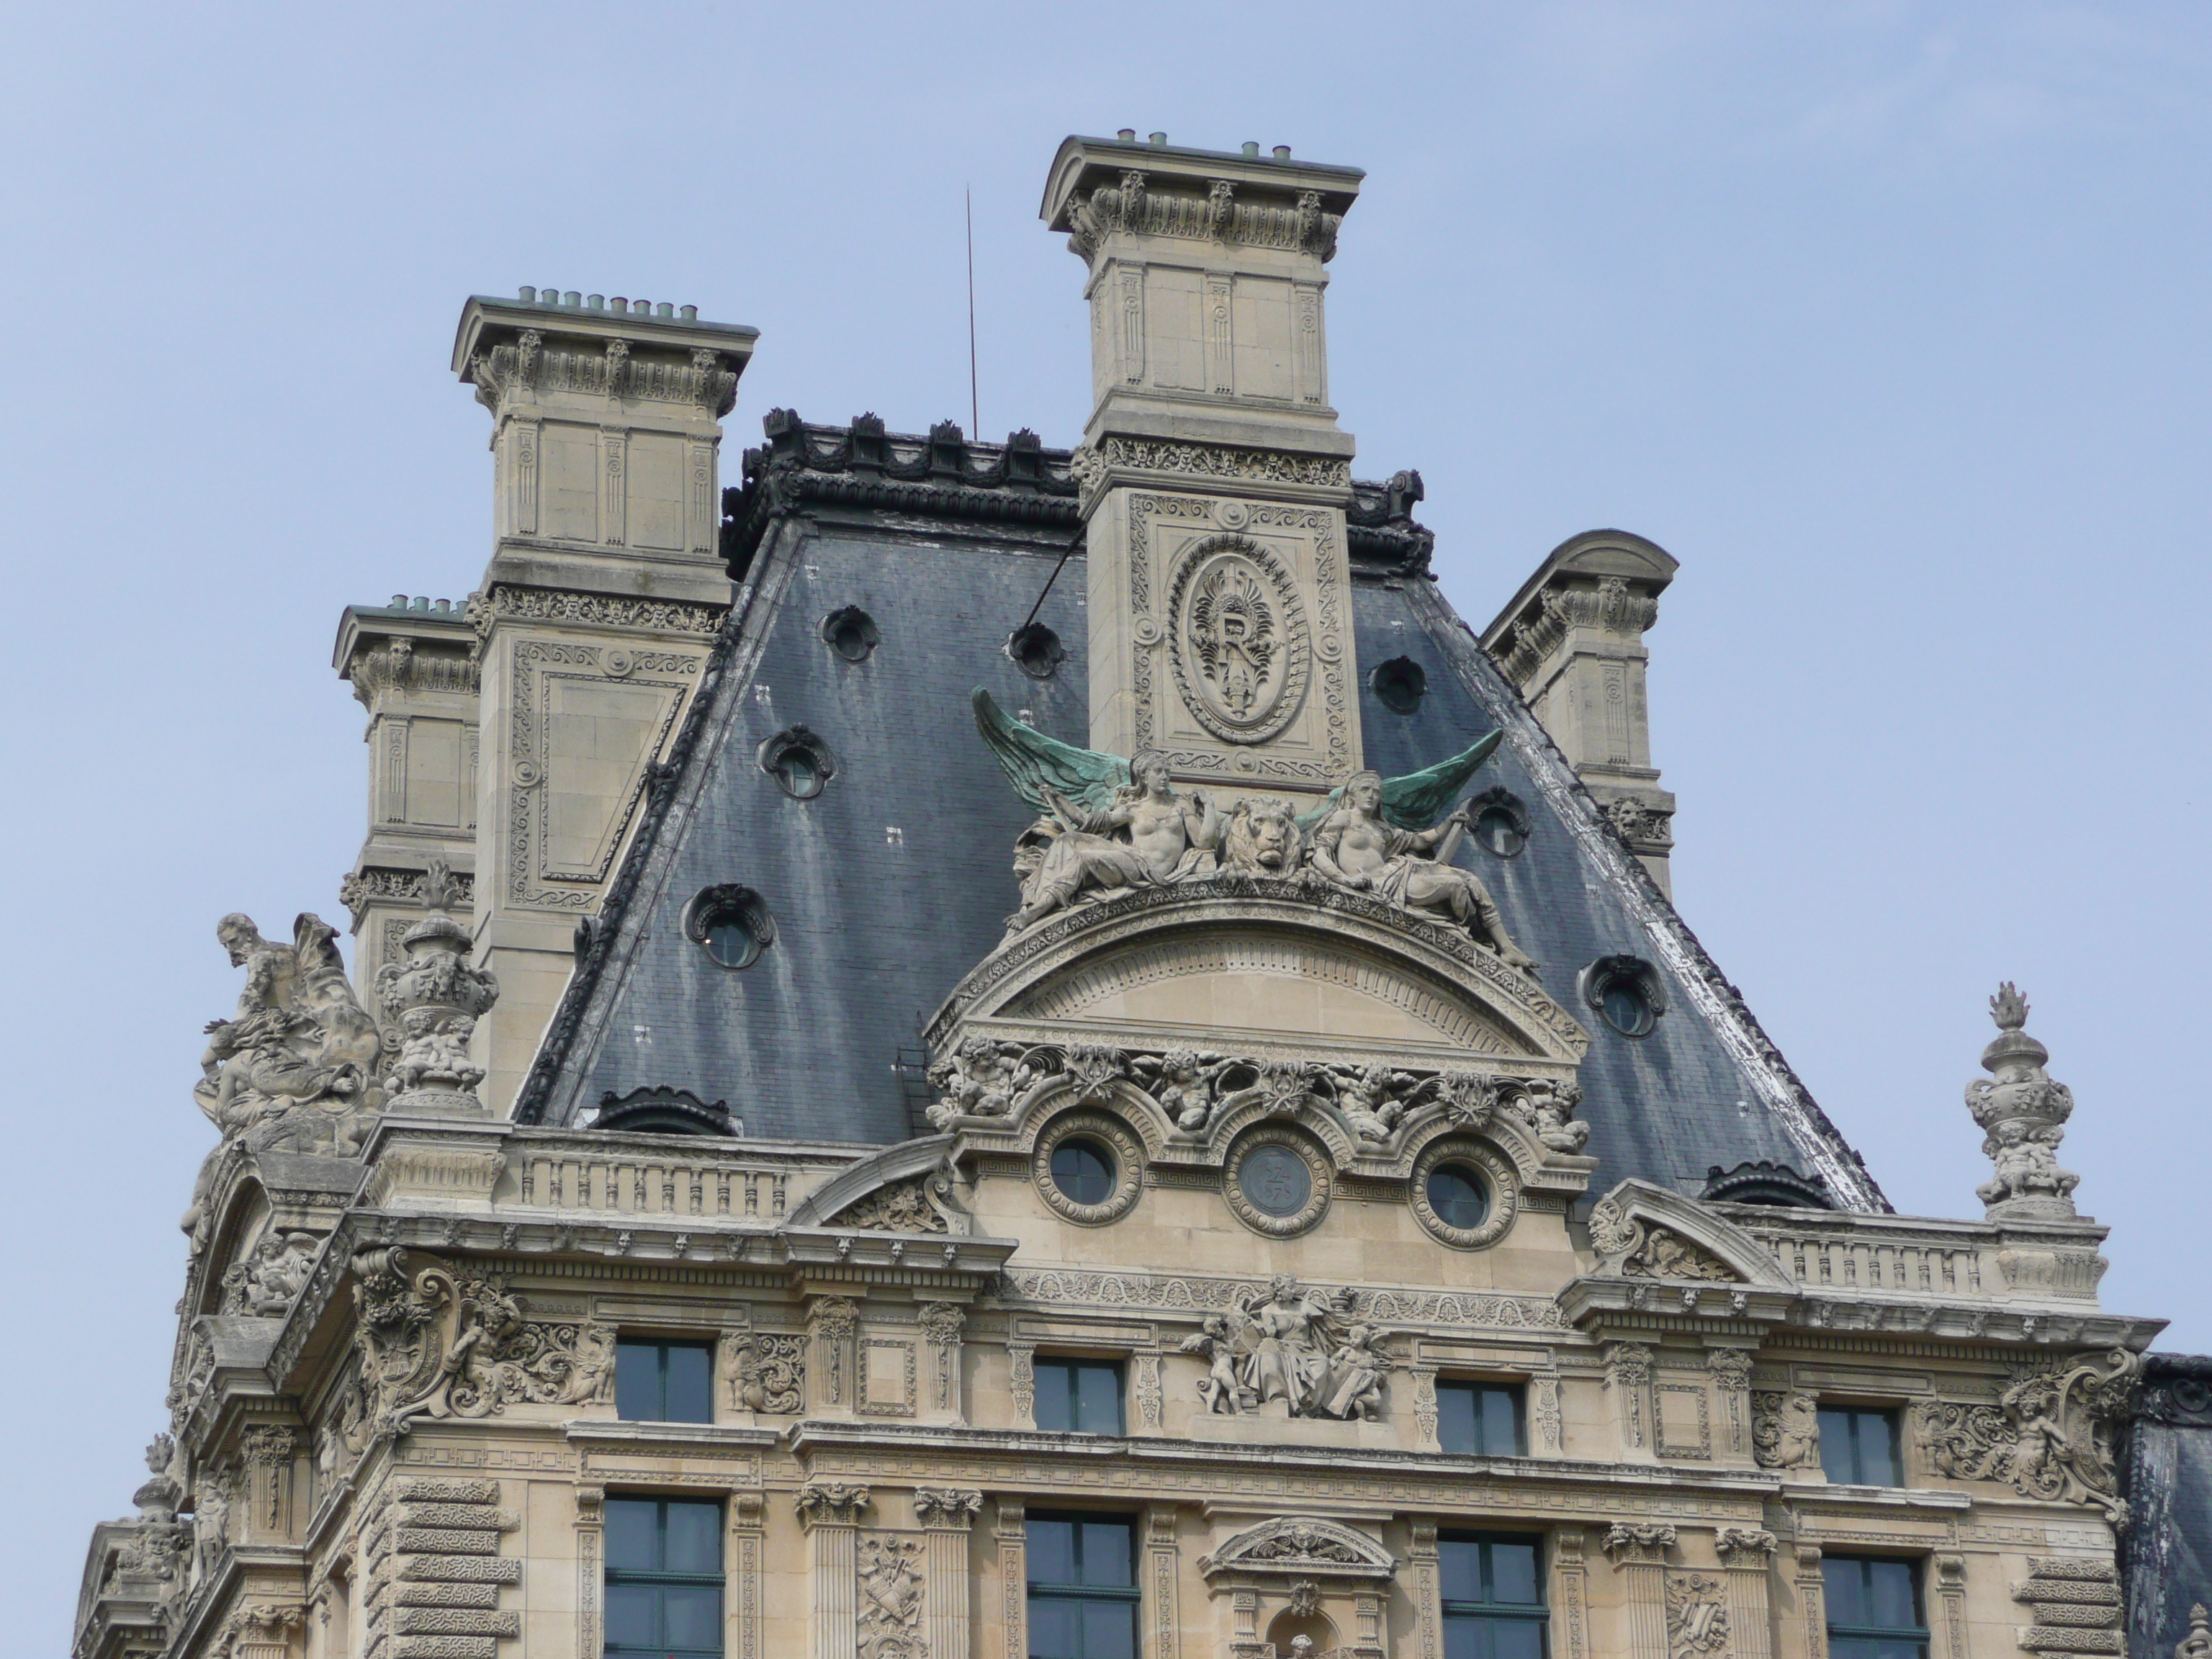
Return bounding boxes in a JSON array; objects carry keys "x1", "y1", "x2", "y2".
[{"x1": 1223, "y1": 796, "x2": 1305, "y2": 876}]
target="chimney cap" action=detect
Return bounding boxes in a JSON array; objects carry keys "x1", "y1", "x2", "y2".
[
  {"x1": 1040, "y1": 133, "x2": 1363, "y2": 229},
  {"x1": 450, "y1": 294, "x2": 758, "y2": 379}
]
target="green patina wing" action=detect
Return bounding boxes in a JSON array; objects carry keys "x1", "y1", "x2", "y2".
[
  {"x1": 971, "y1": 688, "x2": 1129, "y2": 814},
  {"x1": 1294, "y1": 729, "x2": 1505, "y2": 833}
]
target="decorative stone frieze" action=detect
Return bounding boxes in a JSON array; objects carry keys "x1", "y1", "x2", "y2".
[{"x1": 1914, "y1": 1348, "x2": 2139, "y2": 1522}]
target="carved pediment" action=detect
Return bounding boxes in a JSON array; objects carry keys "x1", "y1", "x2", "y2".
[
  {"x1": 1583, "y1": 1180, "x2": 1794, "y2": 1290},
  {"x1": 1200, "y1": 1517, "x2": 1397, "y2": 1583},
  {"x1": 930, "y1": 888, "x2": 1587, "y2": 1072}
]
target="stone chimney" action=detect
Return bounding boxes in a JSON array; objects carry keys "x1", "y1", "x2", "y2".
[
  {"x1": 1481, "y1": 531, "x2": 1678, "y2": 894},
  {"x1": 1043, "y1": 134, "x2": 1364, "y2": 799},
  {"x1": 433, "y1": 290, "x2": 756, "y2": 1112}
]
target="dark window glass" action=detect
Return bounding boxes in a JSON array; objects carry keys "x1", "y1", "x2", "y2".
[
  {"x1": 1440, "y1": 1534, "x2": 1547, "y2": 1659},
  {"x1": 1427, "y1": 1164, "x2": 1490, "y2": 1230},
  {"x1": 1051, "y1": 1140, "x2": 1116, "y2": 1205},
  {"x1": 604, "y1": 1497, "x2": 724, "y2": 1659},
  {"x1": 1438, "y1": 1383, "x2": 1526, "y2": 1457},
  {"x1": 1238, "y1": 1144, "x2": 1310, "y2": 1217},
  {"x1": 1599, "y1": 980, "x2": 1651, "y2": 1036},
  {"x1": 705, "y1": 918, "x2": 762, "y2": 968},
  {"x1": 1819, "y1": 1407, "x2": 1903, "y2": 1486},
  {"x1": 1475, "y1": 807, "x2": 1526, "y2": 858},
  {"x1": 616, "y1": 1340, "x2": 716, "y2": 1424},
  {"x1": 1035, "y1": 1359, "x2": 1125, "y2": 1435},
  {"x1": 1825, "y1": 1557, "x2": 1928, "y2": 1659},
  {"x1": 1028, "y1": 1514, "x2": 1140, "y2": 1659}
]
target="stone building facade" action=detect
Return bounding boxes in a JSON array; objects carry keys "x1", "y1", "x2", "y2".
[{"x1": 74, "y1": 133, "x2": 2202, "y2": 1659}]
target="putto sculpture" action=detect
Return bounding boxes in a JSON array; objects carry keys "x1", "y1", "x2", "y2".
[
  {"x1": 1177, "y1": 1275, "x2": 1389, "y2": 1421},
  {"x1": 971, "y1": 689, "x2": 1537, "y2": 973}
]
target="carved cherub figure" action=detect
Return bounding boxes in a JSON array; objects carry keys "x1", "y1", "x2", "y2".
[
  {"x1": 1180, "y1": 1315, "x2": 1254, "y2": 1414},
  {"x1": 1976, "y1": 1120, "x2": 2080, "y2": 1208},
  {"x1": 388, "y1": 1008, "x2": 484, "y2": 1094},
  {"x1": 1138, "y1": 1047, "x2": 1230, "y2": 1131},
  {"x1": 1330, "y1": 1063, "x2": 1416, "y2": 1145},
  {"x1": 1308, "y1": 773, "x2": 1536, "y2": 972},
  {"x1": 924, "y1": 1038, "x2": 1039, "y2": 1130},
  {"x1": 1316, "y1": 1322, "x2": 1389, "y2": 1421}
]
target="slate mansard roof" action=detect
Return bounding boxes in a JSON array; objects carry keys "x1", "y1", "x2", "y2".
[{"x1": 518, "y1": 414, "x2": 1884, "y2": 1213}]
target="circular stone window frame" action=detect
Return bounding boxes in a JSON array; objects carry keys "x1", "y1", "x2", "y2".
[
  {"x1": 1223, "y1": 1123, "x2": 1334, "y2": 1239},
  {"x1": 820, "y1": 605, "x2": 881, "y2": 663},
  {"x1": 1409, "y1": 1136, "x2": 1519, "y2": 1249},
  {"x1": 681, "y1": 884, "x2": 777, "y2": 971},
  {"x1": 1467, "y1": 785, "x2": 1532, "y2": 859},
  {"x1": 756, "y1": 724, "x2": 837, "y2": 801},
  {"x1": 1164, "y1": 534, "x2": 1313, "y2": 746},
  {"x1": 1578, "y1": 953, "x2": 1668, "y2": 1039},
  {"x1": 1030, "y1": 1110, "x2": 1145, "y2": 1227}
]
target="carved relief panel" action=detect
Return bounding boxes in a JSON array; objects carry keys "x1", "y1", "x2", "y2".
[{"x1": 1087, "y1": 487, "x2": 1357, "y2": 791}]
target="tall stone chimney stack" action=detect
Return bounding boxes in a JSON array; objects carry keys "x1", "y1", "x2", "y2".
[
  {"x1": 1482, "y1": 531, "x2": 1679, "y2": 895},
  {"x1": 441, "y1": 290, "x2": 757, "y2": 1111},
  {"x1": 1042, "y1": 135, "x2": 1364, "y2": 799}
]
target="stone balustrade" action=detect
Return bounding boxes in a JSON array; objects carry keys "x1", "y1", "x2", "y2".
[{"x1": 506, "y1": 1131, "x2": 848, "y2": 1224}]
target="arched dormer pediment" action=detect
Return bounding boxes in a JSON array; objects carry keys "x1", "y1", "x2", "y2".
[
  {"x1": 787, "y1": 1136, "x2": 971, "y2": 1236},
  {"x1": 928, "y1": 886, "x2": 1588, "y2": 1073},
  {"x1": 1199, "y1": 1516, "x2": 1398, "y2": 1586},
  {"x1": 1582, "y1": 1179, "x2": 1796, "y2": 1292}
]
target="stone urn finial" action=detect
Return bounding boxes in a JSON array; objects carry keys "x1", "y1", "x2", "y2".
[
  {"x1": 1964, "y1": 982, "x2": 2080, "y2": 1219},
  {"x1": 373, "y1": 858, "x2": 499, "y2": 1115}
]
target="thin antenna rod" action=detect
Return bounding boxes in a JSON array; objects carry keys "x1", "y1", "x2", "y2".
[{"x1": 965, "y1": 186, "x2": 980, "y2": 437}]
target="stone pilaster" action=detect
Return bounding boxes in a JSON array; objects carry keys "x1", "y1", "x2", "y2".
[
  {"x1": 795, "y1": 1485, "x2": 870, "y2": 1659},
  {"x1": 1553, "y1": 1529, "x2": 1591, "y2": 1659},
  {"x1": 994, "y1": 1501, "x2": 1026, "y2": 1659},
  {"x1": 1604, "y1": 1341, "x2": 1656, "y2": 1460},
  {"x1": 1408, "y1": 1521, "x2": 1442, "y2": 1659},
  {"x1": 1707, "y1": 1349, "x2": 1756, "y2": 1464},
  {"x1": 1715, "y1": 1528, "x2": 1779, "y2": 1659},
  {"x1": 1007, "y1": 1342, "x2": 1037, "y2": 1430},
  {"x1": 575, "y1": 1484, "x2": 605, "y2": 1659},
  {"x1": 1792, "y1": 1545, "x2": 1828, "y2": 1659},
  {"x1": 1931, "y1": 1552, "x2": 1967, "y2": 1659},
  {"x1": 919, "y1": 1302, "x2": 968, "y2": 1424},
  {"x1": 809, "y1": 1296, "x2": 859, "y2": 1417},
  {"x1": 915, "y1": 1490, "x2": 983, "y2": 1659},
  {"x1": 1144, "y1": 1506, "x2": 1181, "y2": 1659},
  {"x1": 731, "y1": 1493, "x2": 764, "y2": 1659},
  {"x1": 1601, "y1": 1524, "x2": 1676, "y2": 1659}
]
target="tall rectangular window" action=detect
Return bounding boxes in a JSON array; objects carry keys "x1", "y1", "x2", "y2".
[
  {"x1": 1028, "y1": 1513, "x2": 1139, "y2": 1659},
  {"x1": 1818, "y1": 1407, "x2": 1902, "y2": 1486},
  {"x1": 1439, "y1": 1533, "x2": 1547, "y2": 1659},
  {"x1": 605, "y1": 1497, "x2": 723, "y2": 1659},
  {"x1": 616, "y1": 1340, "x2": 714, "y2": 1424},
  {"x1": 1439, "y1": 1383, "x2": 1526, "y2": 1457},
  {"x1": 1824, "y1": 1557, "x2": 1929, "y2": 1659},
  {"x1": 1034, "y1": 1359, "x2": 1125, "y2": 1434}
]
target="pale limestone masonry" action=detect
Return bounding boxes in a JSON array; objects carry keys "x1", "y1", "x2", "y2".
[
  {"x1": 1046, "y1": 135, "x2": 1364, "y2": 796},
  {"x1": 73, "y1": 142, "x2": 2180, "y2": 1659},
  {"x1": 1482, "y1": 531, "x2": 1678, "y2": 894}
]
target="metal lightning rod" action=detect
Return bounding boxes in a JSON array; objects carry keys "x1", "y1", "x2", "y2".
[{"x1": 966, "y1": 186, "x2": 981, "y2": 438}]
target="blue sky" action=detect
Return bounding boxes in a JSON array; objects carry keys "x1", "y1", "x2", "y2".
[{"x1": 4, "y1": 3, "x2": 2207, "y2": 1640}]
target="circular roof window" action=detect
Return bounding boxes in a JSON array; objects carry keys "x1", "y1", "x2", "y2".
[{"x1": 682, "y1": 884, "x2": 776, "y2": 971}]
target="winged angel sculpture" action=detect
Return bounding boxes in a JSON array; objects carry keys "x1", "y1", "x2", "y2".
[{"x1": 971, "y1": 690, "x2": 1536, "y2": 974}]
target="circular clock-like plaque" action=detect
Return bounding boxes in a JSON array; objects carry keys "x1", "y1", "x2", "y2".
[
  {"x1": 1224, "y1": 1127, "x2": 1331, "y2": 1238},
  {"x1": 1166, "y1": 535, "x2": 1311, "y2": 746}
]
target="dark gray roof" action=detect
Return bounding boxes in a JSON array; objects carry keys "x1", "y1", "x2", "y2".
[
  {"x1": 520, "y1": 415, "x2": 1882, "y2": 1210},
  {"x1": 2123, "y1": 1354, "x2": 2212, "y2": 1653}
]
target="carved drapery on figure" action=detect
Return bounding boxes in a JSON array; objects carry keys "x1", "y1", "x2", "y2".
[
  {"x1": 1914, "y1": 1349, "x2": 2139, "y2": 1523},
  {"x1": 222, "y1": 1230, "x2": 322, "y2": 1317},
  {"x1": 1177, "y1": 1275, "x2": 1388, "y2": 1421},
  {"x1": 1965, "y1": 984, "x2": 2080, "y2": 1218}
]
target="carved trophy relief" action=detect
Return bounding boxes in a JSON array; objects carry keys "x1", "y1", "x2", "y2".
[
  {"x1": 1665, "y1": 1574, "x2": 1730, "y2": 1659},
  {"x1": 857, "y1": 1534, "x2": 927, "y2": 1659}
]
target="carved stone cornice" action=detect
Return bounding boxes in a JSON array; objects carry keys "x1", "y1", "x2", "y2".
[
  {"x1": 1071, "y1": 435, "x2": 1352, "y2": 503},
  {"x1": 1063, "y1": 170, "x2": 1344, "y2": 264},
  {"x1": 466, "y1": 583, "x2": 729, "y2": 642},
  {"x1": 1493, "y1": 579, "x2": 1662, "y2": 685},
  {"x1": 468, "y1": 328, "x2": 741, "y2": 417},
  {"x1": 339, "y1": 865, "x2": 475, "y2": 927}
]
